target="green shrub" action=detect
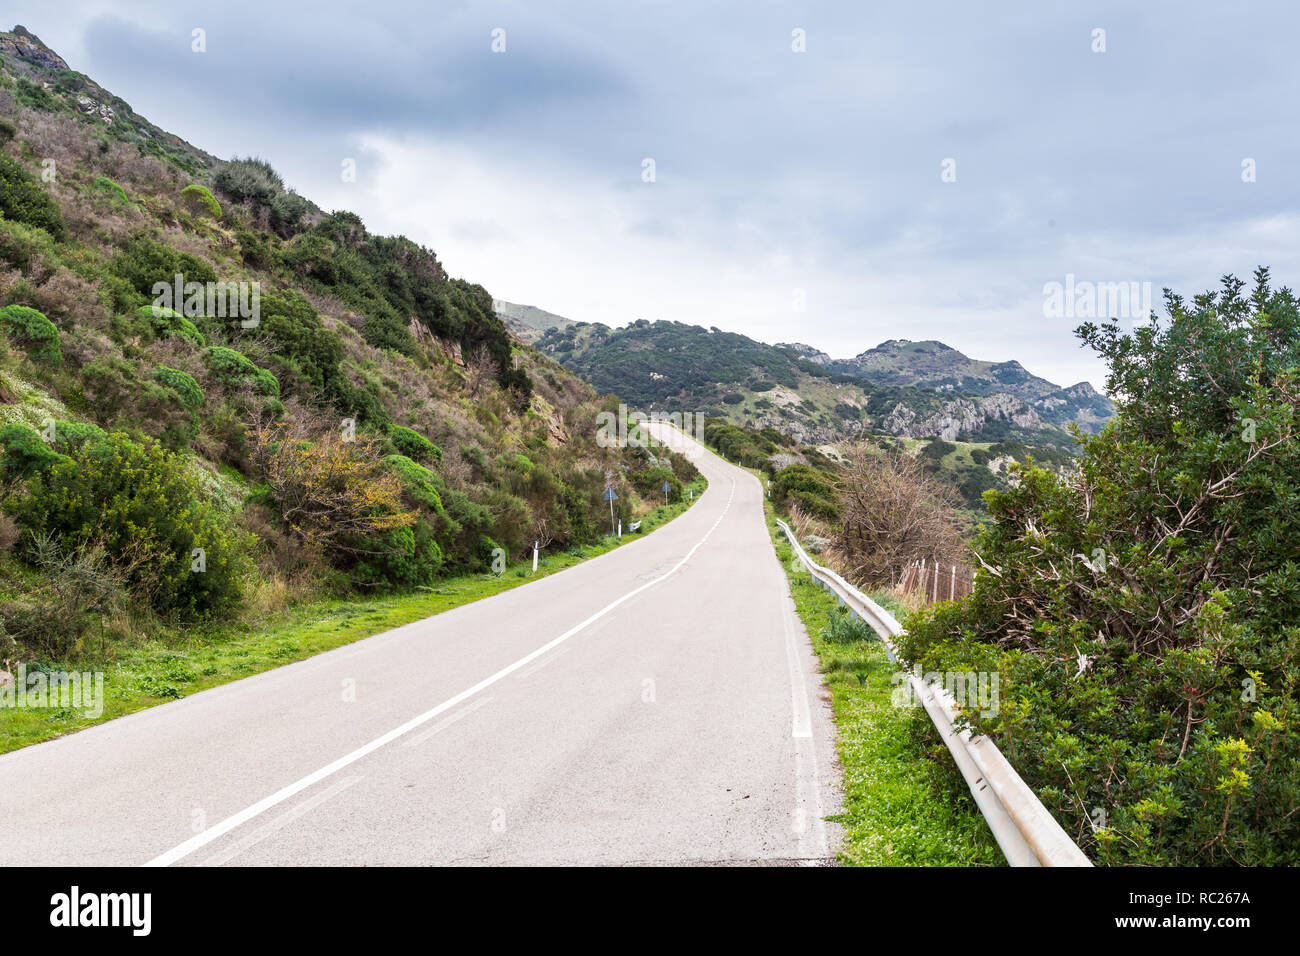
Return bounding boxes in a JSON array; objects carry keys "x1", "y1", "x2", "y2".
[
  {"x1": 387, "y1": 424, "x2": 441, "y2": 464},
  {"x1": 205, "y1": 345, "x2": 258, "y2": 383},
  {"x1": 0, "y1": 422, "x2": 68, "y2": 478},
  {"x1": 5, "y1": 432, "x2": 247, "y2": 618},
  {"x1": 722, "y1": 393, "x2": 744, "y2": 405},
  {"x1": 152, "y1": 366, "x2": 204, "y2": 409},
  {"x1": 0, "y1": 117, "x2": 15, "y2": 145},
  {"x1": 0, "y1": 153, "x2": 66, "y2": 240},
  {"x1": 93, "y1": 176, "x2": 129, "y2": 204},
  {"x1": 0, "y1": 216, "x2": 58, "y2": 272},
  {"x1": 629, "y1": 465, "x2": 681, "y2": 500},
  {"x1": 252, "y1": 367, "x2": 280, "y2": 397},
  {"x1": 235, "y1": 229, "x2": 273, "y2": 269},
  {"x1": 902, "y1": 269, "x2": 1300, "y2": 866},
  {"x1": 110, "y1": 233, "x2": 217, "y2": 300},
  {"x1": 213, "y1": 157, "x2": 283, "y2": 206},
  {"x1": 771, "y1": 463, "x2": 839, "y2": 522},
  {"x1": 347, "y1": 521, "x2": 444, "y2": 591},
  {"x1": 0, "y1": 304, "x2": 62, "y2": 365},
  {"x1": 137, "y1": 305, "x2": 205, "y2": 346},
  {"x1": 383, "y1": 455, "x2": 445, "y2": 513},
  {"x1": 180, "y1": 183, "x2": 221, "y2": 219},
  {"x1": 921, "y1": 438, "x2": 956, "y2": 461}
]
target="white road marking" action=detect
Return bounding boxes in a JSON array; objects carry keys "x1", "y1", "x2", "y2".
[
  {"x1": 514, "y1": 643, "x2": 572, "y2": 680},
  {"x1": 779, "y1": 559, "x2": 829, "y2": 860},
  {"x1": 781, "y1": 589, "x2": 813, "y2": 739},
  {"x1": 144, "y1": 477, "x2": 738, "y2": 868},
  {"x1": 402, "y1": 695, "x2": 494, "y2": 747},
  {"x1": 197, "y1": 774, "x2": 364, "y2": 867}
]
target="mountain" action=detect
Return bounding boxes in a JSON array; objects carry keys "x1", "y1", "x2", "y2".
[
  {"x1": 532, "y1": 311, "x2": 1113, "y2": 447},
  {"x1": 0, "y1": 25, "x2": 699, "y2": 652},
  {"x1": 493, "y1": 299, "x2": 576, "y2": 344}
]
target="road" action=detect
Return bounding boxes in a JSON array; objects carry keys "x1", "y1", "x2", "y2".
[{"x1": 0, "y1": 424, "x2": 842, "y2": 865}]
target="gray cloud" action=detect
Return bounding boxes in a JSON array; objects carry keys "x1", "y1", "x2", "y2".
[{"x1": 10, "y1": 0, "x2": 1300, "y2": 388}]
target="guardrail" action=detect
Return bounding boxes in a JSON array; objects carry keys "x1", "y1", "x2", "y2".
[{"x1": 775, "y1": 518, "x2": 1092, "y2": 868}]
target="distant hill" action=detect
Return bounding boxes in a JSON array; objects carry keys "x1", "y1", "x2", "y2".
[
  {"x1": 530, "y1": 313, "x2": 1113, "y2": 447},
  {"x1": 494, "y1": 300, "x2": 576, "y2": 343}
]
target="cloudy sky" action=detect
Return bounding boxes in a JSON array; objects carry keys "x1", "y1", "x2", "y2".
[{"x1": 13, "y1": 1, "x2": 1300, "y2": 390}]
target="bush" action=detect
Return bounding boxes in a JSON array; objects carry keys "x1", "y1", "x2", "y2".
[
  {"x1": 4, "y1": 432, "x2": 247, "y2": 618},
  {"x1": 247, "y1": 417, "x2": 415, "y2": 561},
  {"x1": 0, "y1": 217, "x2": 58, "y2": 272},
  {"x1": 0, "y1": 153, "x2": 66, "y2": 240},
  {"x1": 771, "y1": 463, "x2": 839, "y2": 522},
  {"x1": 213, "y1": 157, "x2": 284, "y2": 206},
  {"x1": 152, "y1": 366, "x2": 204, "y2": 408},
  {"x1": 92, "y1": 176, "x2": 129, "y2": 204},
  {"x1": 629, "y1": 465, "x2": 681, "y2": 501},
  {"x1": 137, "y1": 305, "x2": 205, "y2": 347},
  {"x1": 180, "y1": 183, "x2": 221, "y2": 219},
  {"x1": 387, "y1": 424, "x2": 441, "y2": 464},
  {"x1": 0, "y1": 304, "x2": 62, "y2": 365},
  {"x1": 834, "y1": 445, "x2": 963, "y2": 585},
  {"x1": 110, "y1": 233, "x2": 217, "y2": 300},
  {"x1": 722, "y1": 393, "x2": 744, "y2": 405},
  {"x1": 0, "y1": 422, "x2": 68, "y2": 478},
  {"x1": 0, "y1": 533, "x2": 127, "y2": 658},
  {"x1": 902, "y1": 270, "x2": 1300, "y2": 865}
]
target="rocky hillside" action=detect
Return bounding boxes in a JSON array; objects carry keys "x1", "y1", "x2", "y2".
[{"x1": 533, "y1": 312, "x2": 1112, "y2": 448}]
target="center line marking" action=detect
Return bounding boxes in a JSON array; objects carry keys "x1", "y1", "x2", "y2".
[
  {"x1": 197, "y1": 774, "x2": 365, "y2": 867},
  {"x1": 403, "y1": 695, "x2": 495, "y2": 747},
  {"x1": 144, "y1": 473, "x2": 736, "y2": 868}
]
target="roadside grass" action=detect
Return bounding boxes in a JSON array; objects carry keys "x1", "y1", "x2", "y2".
[
  {"x1": 0, "y1": 478, "x2": 706, "y2": 755},
  {"x1": 767, "y1": 512, "x2": 1003, "y2": 866}
]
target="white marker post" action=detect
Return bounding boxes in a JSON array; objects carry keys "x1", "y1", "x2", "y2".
[
  {"x1": 533, "y1": 541, "x2": 539, "y2": 574},
  {"x1": 603, "y1": 486, "x2": 619, "y2": 536}
]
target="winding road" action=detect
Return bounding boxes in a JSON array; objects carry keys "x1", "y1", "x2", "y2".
[{"x1": 0, "y1": 424, "x2": 842, "y2": 866}]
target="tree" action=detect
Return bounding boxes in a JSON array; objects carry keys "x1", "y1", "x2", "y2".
[
  {"x1": 834, "y1": 445, "x2": 964, "y2": 586},
  {"x1": 246, "y1": 413, "x2": 416, "y2": 556}
]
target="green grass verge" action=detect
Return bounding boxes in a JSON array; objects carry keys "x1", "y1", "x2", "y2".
[
  {"x1": 766, "y1": 510, "x2": 1003, "y2": 866},
  {"x1": 0, "y1": 478, "x2": 707, "y2": 754}
]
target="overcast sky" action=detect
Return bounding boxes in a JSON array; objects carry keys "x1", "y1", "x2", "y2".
[{"x1": 13, "y1": 1, "x2": 1300, "y2": 390}]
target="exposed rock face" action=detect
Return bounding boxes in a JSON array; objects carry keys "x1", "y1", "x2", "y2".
[
  {"x1": 748, "y1": 410, "x2": 863, "y2": 445},
  {"x1": 777, "y1": 342, "x2": 832, "y2": 365},
  {"x1": 0, "y1": 26, "x2": 69, "y2": 71},
  {"x1": 882, "y1": 392, "x2": 1042, "y2": 441},
  {"x1": 767, "y1": 452, "x2": 807, "y2": 472}
]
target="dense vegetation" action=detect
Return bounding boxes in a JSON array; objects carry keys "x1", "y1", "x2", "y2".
[
  {"x1": 901, "y1": 271, "x2": 1300, "y2": 865},
  {"x1": 0, "y1": 34, "x2": 696, "y2": 665}
]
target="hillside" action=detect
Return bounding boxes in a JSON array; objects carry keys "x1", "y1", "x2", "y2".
[
  {"x1": 536, "y1": 315, "x2": 1112, "y2": 447},
  {"x1": 493, "y1": 299, "x2": 576, "y2": 344},
  {"x1": 0, "y1": 25, "x2": 699, "y2": 658}
]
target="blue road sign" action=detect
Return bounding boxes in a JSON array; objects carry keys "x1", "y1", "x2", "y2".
[{"x1": 603, "y1": 487, "x2": 619, "y2": 501}]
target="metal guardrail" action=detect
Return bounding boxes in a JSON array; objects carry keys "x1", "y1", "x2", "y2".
[{"x1": 776, "y1": 519, "x2": 1092, "y2": 868}]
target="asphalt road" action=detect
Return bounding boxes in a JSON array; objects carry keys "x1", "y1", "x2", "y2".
[{"x1": 0, "y1": 424, "x2": 842, "y2": 865}]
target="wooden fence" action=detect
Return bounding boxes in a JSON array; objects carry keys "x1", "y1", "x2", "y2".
[{"x1": 899, "y1": 558, "x2": 975, "y2": 604}]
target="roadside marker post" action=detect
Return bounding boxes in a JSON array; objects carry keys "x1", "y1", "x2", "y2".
[
  {"x1": 532, "y1": 541, "x2": 539, "y2": 574},
  {"x1": 603, "y1": 486, "x2": 619, "y2": 536}
]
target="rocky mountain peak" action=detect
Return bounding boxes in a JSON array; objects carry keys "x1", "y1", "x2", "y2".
[{"x1": 1, "y1": 25, "x2": 69, "y2": 71}]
